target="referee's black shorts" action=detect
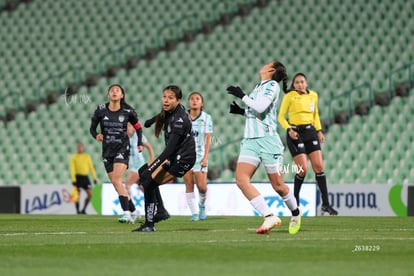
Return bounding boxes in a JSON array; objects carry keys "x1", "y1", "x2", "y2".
[
  {"x1": 75, "y1": 175, "x2": 92, "y2": 190},
  {"x1": 286, "y1": 124, "x2": 321, "y2": 157}
]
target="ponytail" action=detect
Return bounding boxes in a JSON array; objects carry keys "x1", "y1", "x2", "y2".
[
  {"x1": 272, "y1": 62, "x2": 289, "y2": 93},
  {"x1": 154, "y1": 111, "x2": 165, "y2": 138}
]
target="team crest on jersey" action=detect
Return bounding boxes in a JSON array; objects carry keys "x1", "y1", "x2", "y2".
[{"x1": 118, "y1": 115, "x2": 125, "y2": 122}]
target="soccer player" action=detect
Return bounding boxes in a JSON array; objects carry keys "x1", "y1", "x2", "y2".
[
  {"x1": 227, "y1": 61, "x2": 301, "y2": 235},
  {"x1": 183, "y1": 92, "x2": 213, "y2": 221},
  {"x1": 69, "y1": 142, "x2": 97, "y2": 214},
  {"x1": 278, "y1": 72, "x2": 338, "y2": 215},
  {"x1": 90, "y1": 84, "x2": 143, "y2": 224},
  {"x1": 124, "y1": 123, "x2": 170, "y2": 223},
  {"x1": 133, "y1": 85, "x2": 196, "y2": 232}
]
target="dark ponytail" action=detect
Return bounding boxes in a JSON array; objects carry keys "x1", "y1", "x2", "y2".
[{"x1": 272, "y1": 62, "x2": 288, "y2": 93}]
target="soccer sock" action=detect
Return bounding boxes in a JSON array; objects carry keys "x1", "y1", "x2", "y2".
[
  {"x1": 143, "y1": 181, "x2": 157, "y2": 225},
  {"x1": 282, "y1": 188, "x2": 300, "y2": 216},
  {"x1": 119, "y1": 196, "x2": 130, "y2": 212},
  {"x1": 186, "y1": 192, "x2": 198, "y2": 214},
  {"x1": 199, "y1": 192, "x2": 207, "y2": 206},
  {"x1": 154, "y1": 185, "x2": 166, "y2": 212},
  {"x1": 128, "y1": 199, "x2": 136, "y2": 212},
  {"x1": 75, "y1": 202, "x2": 80, "y2": 213},
  {"x1": 250, "y1": 195, "x2": 273, "y2": 217},
  {"x1": 315, "y1": 172, "x2": 330, "y2": 206},
  {"x1": 294, "y1": 174, "x2": 305, "y2": 205},
  {"x1": 82, "y1": 198, "x2": 90, "y2": 212}
]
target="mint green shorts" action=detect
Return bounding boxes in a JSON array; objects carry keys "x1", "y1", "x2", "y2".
[{"x1": 238, "y1": 135, "x2": 284, "y2": 172}]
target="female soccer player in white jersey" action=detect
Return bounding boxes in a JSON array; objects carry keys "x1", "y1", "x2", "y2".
[
  {"x1": 183, "y1": 92, "x2": 213, "y2": 221},
  {"x1": 227, "y1": 61, "x2": 301, "y2": 235}
]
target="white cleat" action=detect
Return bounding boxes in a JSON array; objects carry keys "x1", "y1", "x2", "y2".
[{"x1": 256, "y1": 215, "x2": 282, "y2": 234}]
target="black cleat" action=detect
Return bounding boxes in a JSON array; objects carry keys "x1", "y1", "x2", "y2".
[
  {"x1": 153, "y1": 210, "x2": 171, "y2": 223},
  {"x1": 132, "y1": 223, "x2": 156, "y2": 232},
  {"x1": 321, "y1": 205, "x2": 338, "y2": 216}
]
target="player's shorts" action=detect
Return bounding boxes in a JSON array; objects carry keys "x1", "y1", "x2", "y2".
[
  {"x1": 75, "y1": 175, "x2": 92, "y2": 190},
  {"x1": 190, "y1": 155, "x2": 208, "y2": 173},
  {"x1": 162, "y1": 155, "x2": 196, "y2": 178},
  {"x1": 128, "y1": 154, "x2": 146, "y2": 173},
  {"x1": 238, "y1": 135, "x2": 284, "y2": 173},
  {"x1": 103, "y1": 151, "x2": 130, "y2": 173},
  {"x1": 286, "y1": 124, "x2": 321, "y2": 157}
]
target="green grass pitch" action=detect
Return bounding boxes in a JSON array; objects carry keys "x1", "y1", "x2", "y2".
[{"x1": 1, "y1": 215, "x2": 413, "y2": 276}]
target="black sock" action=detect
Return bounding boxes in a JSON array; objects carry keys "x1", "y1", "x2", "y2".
[
  {"x1": 128, "y1": 199, "x2": 136, "y2": 212},
  {"x1": 75, "y1": 202, "x2": 80, "y2": 213},
  {"x1": 119, "y1": 196, "x2": 130, "y2": 211},
  {"x1": 154, "y1": 185, "x2": 166, "y2": 212},
  {"x1": 315, "y1": 172, "x2": 330, "y2": 206},
  {"x1": 294, "y1": 174, "x2": 305, "y2": 205},
  {"x1": 292, "y1": 208, "x2": 300, "y2": 216},
  {"x1": 144, "y1": 182, "x2": 156, "y2": 225},
  {"x1": 82, "y1": 198, "x2": 90, "y2": 212}
]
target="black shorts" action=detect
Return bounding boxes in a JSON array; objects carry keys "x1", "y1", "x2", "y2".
[
  {"x1": 162, "y1": 156, "x2": 196, "y2": 178},
  {"x1": 103, "y1": 152, "x2": 129, "y2": 173},
  {"x1": 75, "y1": 175, "x2": 92, "y2": 190},
  {"x1": 286, "y1": 124, "x2": 321, "y2": 157}
]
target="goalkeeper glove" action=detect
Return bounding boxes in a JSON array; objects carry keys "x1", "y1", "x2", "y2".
[
  {"x1": 229, "y1": 101, "x2": 245, "y2": 115},
  {"x1": 226, "y1": 85, "x2": 246, "y2": 99}
]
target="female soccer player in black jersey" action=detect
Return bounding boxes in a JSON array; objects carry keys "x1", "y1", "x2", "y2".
[
  {"x1": 133, "y1": 85, "x2": 196, "y2": 232},
  {"x1": 90, "y1": 84, "x2": 143, "y2": 223}
]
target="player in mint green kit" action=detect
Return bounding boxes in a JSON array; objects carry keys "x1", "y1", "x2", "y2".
[
  {"x1": 183, "y1": 92, "x2": 213, "y2": 221},
  {"x1": 227, "y1": 61, "x2": 301, "y2": 235}
]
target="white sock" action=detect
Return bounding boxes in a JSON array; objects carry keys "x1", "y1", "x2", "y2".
[
  {"x1": 250, "y1": 195, "x2": 273, "y2": 217},
  {"x1": 123, "y1": 210, "x2": 131, "y2": 217},
  {"x1": 186, "y1": 192, "x2": 198, "y2": 214},
  {"x1": 199, "y1": 192, "x2": 207, "y2": 206},
  {"x1": 282, "y1": 187, "x2": 298, "y2": 211}
]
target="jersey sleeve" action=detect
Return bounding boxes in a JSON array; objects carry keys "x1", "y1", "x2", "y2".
[
  {"x1": 277, "y1": 93, "x2": 291, "y2": 130},
  {"x1": 69, "y1": 155, "x2": 77, "y2": 182},
  {"x1": 128, "y1": 110, "x2": 143, "y2": 146},
  {"x1": 89, "y1": 106, "x2": 101, "y2": 139},
  {"x1": 205, "y1": 113, "x2": 213, "y2": 134},
  {"x1": 312, "y1": 92, "x2": 322, "y2": 131},
  {"x1": 87, "y1": 154, "x2": 97, "y2": 180},
  {"x1": 242, "y1": 81, "x2": 279, "y2": 113}
]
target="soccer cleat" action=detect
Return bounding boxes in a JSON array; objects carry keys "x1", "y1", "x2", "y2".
[
  {"x1": 132, "y1": 223, "x2": 156, "y2": 232},
  {"x1": 199, "y1": 203, "x2": 206, "y2": 220},
  {"x1": 289, "y1": 209, "x2": 301, "y2": 235},
  {"x1": 321, "y1": 205, "x2": 338, "y2": 216},
  {"x1": 130, "y1": 214, "x2": 139, "y2": 224},
  {"x1": 256, "y1": 215, "x2": 282, "y2": 234},
  {"x1": 118, "y1": 214, "x2": 134, "y2": 224},
  {"x1": 191, "y1": 214, "x2": 199, "y2": 221},
  {"x1": 153, "y1": 209, "x2": 171, "y2": 223}
]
